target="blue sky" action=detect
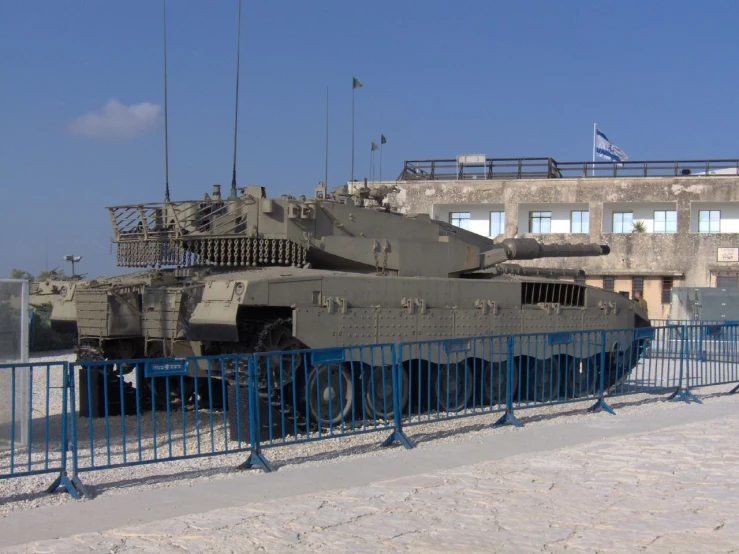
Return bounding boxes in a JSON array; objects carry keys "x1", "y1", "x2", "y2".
[{"x1": 2, "y1": 0, "x2": 739, "y2": 278}]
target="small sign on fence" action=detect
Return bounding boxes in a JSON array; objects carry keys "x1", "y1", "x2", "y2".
[
  {"x1": 145, "y1": 359, "x2": 188, "y2": 378},
  {"x1": 443, "y1": 338, "x2": 471, "y2": 354},
  {"x1": 311, "y1": 348, "x2": 345, "y2": 365},
  {"x1": 548, "y1": 331, "x2": 573, "y2": 345}
]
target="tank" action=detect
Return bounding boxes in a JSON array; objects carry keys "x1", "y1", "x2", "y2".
[
  {"x1": 53, "y1": 181, "x2": 650, "y2": 418},
  {"x1": 29, "y1": 276, "x2": 87, "y2": 335}
]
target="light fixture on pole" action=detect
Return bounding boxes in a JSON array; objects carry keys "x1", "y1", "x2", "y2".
[{"x1": 63, "y1": 255, "x2": 82, "y2": 276}]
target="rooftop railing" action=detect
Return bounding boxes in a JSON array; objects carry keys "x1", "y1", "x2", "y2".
[{"x1": 398, "y1": 157, "x2": 739, "y2": 181}]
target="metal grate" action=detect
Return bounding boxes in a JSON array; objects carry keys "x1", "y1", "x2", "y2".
[
  {"x1": 521, "y1": 282, "x2": 585, "y2": 307},
  {"x1": 661, "y1": 277, "x2": 673, "y2": 304},
  {"x1": 603, "y1": 276, "x2": 615, "y2": 292},
  {"x1": 632, "y1": 276, "x2": 644, "y2": 297}
]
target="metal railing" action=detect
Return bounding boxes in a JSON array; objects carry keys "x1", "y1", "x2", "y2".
[
  {"x1": 398, "y1": 158, "x2": 739, "y2": 181},
  {"x1": 72, "y1": 355, "x2": 253, "y2": 474},
  {"x1": 0, "y1": 361, "x2": 83, "y2": 496},
  {"x1": 2, "y1": 322, "x2": 738, "y2": 499}
]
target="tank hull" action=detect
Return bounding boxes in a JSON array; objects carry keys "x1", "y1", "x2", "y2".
[
  {"x1": 63, "y1": 266, "x2": 649, "y2": 419},
  {"x1": 188, "y1": 267, "x2": 644, "y2": 361}
]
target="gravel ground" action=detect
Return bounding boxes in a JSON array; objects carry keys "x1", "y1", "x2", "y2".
[{"x1": 1, "y1": 349, "x2": 737, "y2": 518}]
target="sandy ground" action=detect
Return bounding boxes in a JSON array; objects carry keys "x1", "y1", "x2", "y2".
[{"x1": 1, "y1": 390, "x2": 738, "y2": 553}]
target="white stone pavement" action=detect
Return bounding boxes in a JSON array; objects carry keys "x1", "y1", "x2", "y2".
[{"x1": 3, "y1": 398, "x2": 739, "y2": 553}]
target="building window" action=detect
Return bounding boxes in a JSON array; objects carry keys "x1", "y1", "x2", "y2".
[
  {"x1": 632, "y1": 276, "x2": 644, "y2": 299},
  {"x1": 612, "y1": 212, "x2": 633, "y2": 233},
  {"x1": 571, "y1": 211, "x2": 590, "y2": 233},
  {"x1": 654, "y1": 210, "x2": 677, "y2": 233},
  {"x1": 661, "y1": 277, "x2": 673, "y2": 303},
  {"x1": 489, "y1": 211, "x2": 505, "y2": 237},
  {"x1": 450, "y1": 212, "x2": 471, "y2": 230},
  {"x1": 529, "y1": 211, "x2": 552, "y2": 233},
  {"x1": 716, "y1": 275, "x2": 739, "y2": 288},
  {"x1": 603, "y1": 276, "x2": 614, "y2": 291},
  {"x1": 698, "y1": 210, "x2": 720, "y2": 233}
]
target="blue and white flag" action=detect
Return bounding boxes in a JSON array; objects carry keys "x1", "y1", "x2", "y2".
[{"x1": 595, "y1": 128, "x2": 628, "y2": 162}]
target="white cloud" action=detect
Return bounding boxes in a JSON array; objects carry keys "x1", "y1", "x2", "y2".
[{"x1": 67, "y1": 99, "x2": 160, "y2": 140}]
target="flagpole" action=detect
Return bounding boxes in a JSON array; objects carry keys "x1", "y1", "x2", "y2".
[
  {"x1": 379, "y1": 142, "x2": 383, "y2": 184},
  {"x1": 324, "y1": 86, "x2": 329, "y2": 188},
  {"x1": 370, "y1": 148, "x2": 374, "y2": 183},
  {"x1": 351, "y1": 85, "x2": 355, "y2": 183},
  {"x1": 592, "y1": 123, "x2": 596, "y2": 177}
]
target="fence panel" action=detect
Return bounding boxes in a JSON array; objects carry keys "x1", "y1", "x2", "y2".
[
  {"x1": 0, "y1": 361, "x2": 69, "y2": 480},
  {"x1": 396, "y1": 335, "x2": 511, "y2": 425},
  {"x1": 250, "y1": 344, "x2": 397, "y2": 448},
  {"x1": 72, "y1": 354, "x2": 253, "y2": 472},
  {"x1": 682, "y1": 323, "x2": 739, "y2": 388},
  {"x1": 604, "y1": 326, "x2": 677, "y2": 397},
  {"x1": 509, "y1": 330, "x2": 607, "y2": 408}
]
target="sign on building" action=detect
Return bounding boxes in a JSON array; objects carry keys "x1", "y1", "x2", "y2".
[
  {"x1": 717, "y1": 247, "x2": 739, "y2": 262},
  {"x1": 456, "y1": 154, "x2": 486, "y2": 164}
]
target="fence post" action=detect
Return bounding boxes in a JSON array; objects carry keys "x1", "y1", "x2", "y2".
[
  {"x1": 588, "y1": 331, "x2": 615, "y2": 414},
  {"x1": 381, "y1": 344, "x2": 415, "y2": 449},
  {"x1": 45, "y1": 362, "x2": 87, "y2": 498},
  {"x1": 493, "y1": 335, "x2": 522, "y2": 427},
  {"x1": 668, "y1": 325, "x2": 702, "y2": 404},
  {"x1": 730, "y1": 323, "x2": 739, "y2": 394},
  {"x1": 239, "y1": 354, "x2": 274, "y2": 472}
]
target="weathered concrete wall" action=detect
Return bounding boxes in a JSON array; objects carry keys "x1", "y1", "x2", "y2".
[{"x1": 387, "y1": 176, "x2": 739, "y2": 317}]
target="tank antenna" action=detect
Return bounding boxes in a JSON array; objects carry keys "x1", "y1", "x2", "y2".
[
  {"x1": 163, "y1": 0, "x2": 171, "y2": 203},
  {"x1": 230, "y1": 0, "x2": 242, "y2": 200}
]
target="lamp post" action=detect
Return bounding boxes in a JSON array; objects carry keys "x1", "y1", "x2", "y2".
[{"x1": 63, "y1": 255, "x2": 82, "y2": 277}]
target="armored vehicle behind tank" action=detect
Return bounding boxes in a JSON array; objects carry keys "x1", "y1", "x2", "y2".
[{"x1": 54, "y1": 181, "x2": 649, "y2": 420}]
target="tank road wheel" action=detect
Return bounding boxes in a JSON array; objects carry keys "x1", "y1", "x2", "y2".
[
  {"x1": 524, "y1": 357, "x2": 561, "y2": 403},
  {"x1": 434, "y1": 362, "x2": 474, "y2": 413},
  {"x1": 258, "y1": 322, "x2": 305, "y2": 387},
  {"x1": 306, "y1": 364, "x2": 355, "y2": 427},
  {"x1": 260, "y1": 322, "x2": 303, "y2": 355},
  {"x1": 566, "y1": 358, "x2": 598, "y2": 398},
  {"x1": 364, "y1": 364, "x2": 409, "y2": 421},
  {"x1": 481, "y1": 361, "x2": 518, "y2": 407},
  {"x1": 552, "y1": 355, "x2": 579, "y2": 401},
  {"x1": 604, "y1": 346, "x2": 636, "y2": 393}
]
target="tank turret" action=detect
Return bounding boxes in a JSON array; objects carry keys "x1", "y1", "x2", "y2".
[{"x1": 106, "y1": 184, "x2": 609, "y2": 279}]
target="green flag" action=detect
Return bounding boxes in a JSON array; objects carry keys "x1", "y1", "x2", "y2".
[
  {"x1": 352, "y1": 76, "x2": 363, "y2": 89},
  {"x1": 371, "y1": 141, "x2": 379, "y2": 151},
  {"x1": 380, "y1": 134, "x2": 386, "y2": 145}
]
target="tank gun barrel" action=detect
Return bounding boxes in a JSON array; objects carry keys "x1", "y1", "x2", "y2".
[{"x1": 476, "y1": 238, "x2": 610, "y2": 271}]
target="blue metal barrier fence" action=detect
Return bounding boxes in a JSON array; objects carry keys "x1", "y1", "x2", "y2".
[
  {"x1": 0, "y1": 362, "x2": 84, "y2": 497},
  {"x1": 71, "y1": 354, "x2": 256, "y2": 474},
  {"x1": 2, "y1": 322, "x2": 738, "y2": 499}
]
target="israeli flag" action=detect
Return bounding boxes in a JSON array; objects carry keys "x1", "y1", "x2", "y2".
[{"x1": 595, "y1": 128, "x2": 628, "y2": 162}]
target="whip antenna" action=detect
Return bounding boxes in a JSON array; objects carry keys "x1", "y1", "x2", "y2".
[
  {"x1": 163, "y1": 0, "x2": 171, "y2": 202},
  {"x1": 230, "y1": 0, "x2": 242, "y2": 200}
]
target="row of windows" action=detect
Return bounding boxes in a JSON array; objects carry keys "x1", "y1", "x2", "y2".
[
  {"x1": 611, "y1": 210, "x2": 680, "y2": 233},
  {"x1": 448, "y1": 210, "x2": 722, "y2": 234},
  {"x1": 603, "y1": 276, "x2": 673, "y2": 304},
  {"x1": 451, "y1": 211, "x2": 508, "y2": 235}
]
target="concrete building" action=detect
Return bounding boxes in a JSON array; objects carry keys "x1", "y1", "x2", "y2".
[{"x1": 379, "y1": 156, "x2": 739, "y2": 320}]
